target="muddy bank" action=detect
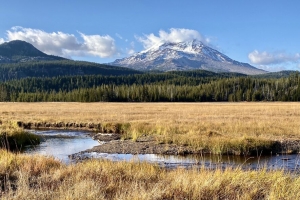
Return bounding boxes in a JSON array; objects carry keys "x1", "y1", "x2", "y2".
[
  {"x1": 84, "y1": 136, "x2": 198, "y2": 155},
  {"x1": 77, "y1": 133, "x2": 300, "y2": 156}
]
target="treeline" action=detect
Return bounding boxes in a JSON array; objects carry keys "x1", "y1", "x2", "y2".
[
  {"x1": 0, "y1": 72, "x2": 299, "y2": 102},
  {"x1": 3, "y1": 70, "x2": 244, "y2": 93}
]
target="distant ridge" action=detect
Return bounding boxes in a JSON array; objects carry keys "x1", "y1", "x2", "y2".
[
  {"x1": 0, "y1": 40, "x2": 141, "y2": 81},
  {"x1": 0, "y1": 40, "x2": 66, "y2": 63},
  {"x1": 252, "y1": 70, "x2": 299, "y2": 78},
  {"x1": 110, "y1": 39, "x2": 266, "y2": 75}
]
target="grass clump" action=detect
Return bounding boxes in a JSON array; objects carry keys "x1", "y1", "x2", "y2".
[{"x1": 0, "y1": 121, "x2": 40, "y2": 151}]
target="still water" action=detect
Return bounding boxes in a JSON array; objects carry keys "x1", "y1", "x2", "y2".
[
  {"x1": 25, "y1": 130, "x2": 300, "y2": 172},
  {"x1": 74, "y1": 152, "x2": 300, "y2": 172},
  {"x1": 24, "y1": 129, "x2": 99, "y2": 164}
]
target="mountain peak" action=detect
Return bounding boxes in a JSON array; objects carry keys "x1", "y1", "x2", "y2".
[
  {"x1": 0, "y1": 40, "x2": 66, "y2": 63},
  {"x1": 143, "y1": 39, "x2": 204, "y2": 54},
  {"x1": 110, "y1": 40, "x2": 266, "y2": 75},
  {"x1": 0, "y1": 40, "x2": 48, "y2": 58}
]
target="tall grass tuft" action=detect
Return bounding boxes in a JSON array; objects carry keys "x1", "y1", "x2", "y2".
[{"x1": 0, "y1": 121, "x2": 40, "y2": 151}]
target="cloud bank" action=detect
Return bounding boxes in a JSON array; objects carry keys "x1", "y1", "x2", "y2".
[
  {"x1": 2, "y1": 26, "x2": 118, "y2": 58},
  {"x1": 136, "y1": 28, "x2": 210, "y2": 49},
  {"x1": 0, "y1": 27, "x2": 212, "y2": 59},
  {"x1": 248, "y1": 50, "x2": 300, "y2": 65}
]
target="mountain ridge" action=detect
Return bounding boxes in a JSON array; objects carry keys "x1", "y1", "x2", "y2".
[
  {"x1": 0, "y1": 40, "x2": 67, "y2": 63},
  {"x1": 111, "y1": 40, "x2": 266, "y2": 75},
  {"x1": 0, "y1": 40, "x2": 141, "y2": 81}
]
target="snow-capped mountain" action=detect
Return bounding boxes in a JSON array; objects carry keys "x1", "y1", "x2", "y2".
[{"x1": 110, "y1": 40, "x2": 266, "y2": 75}]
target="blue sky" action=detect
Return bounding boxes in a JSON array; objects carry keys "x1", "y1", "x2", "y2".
[{"x1": 1, "y1": 0, "x2": 299, "y2": 71}]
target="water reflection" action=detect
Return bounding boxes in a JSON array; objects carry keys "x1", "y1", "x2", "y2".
[
  {"x1": 75, "y1": 152, "x2": 300, "y2": 172},
  {"x1": 24, "y1": 130, "x2": 99, "y2": 164}
]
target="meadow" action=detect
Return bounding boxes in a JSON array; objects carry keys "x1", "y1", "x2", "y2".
[
  {"x1": 1, "y1": 102, "x2": 300, "y2": 154},
  {"x1": 1, "y1": 102, "x2": 300, "y2": 199}
]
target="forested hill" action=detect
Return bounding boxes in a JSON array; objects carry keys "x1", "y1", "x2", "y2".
[
  {"x1": 0, "y1": 60, "x2": 142, "y2": 81},
  {"x1": 0, "y1": 40, "x2": 66, "y2": 63},
  {"x1": 0, "y1": 40, "x2": 141, "y2": 81},
  {"x1": 0, "y1": 70, "x2": 299, "y2": 102},
  {"x1": 252, "y1": 70, "x2": 298, "y2": 79}
]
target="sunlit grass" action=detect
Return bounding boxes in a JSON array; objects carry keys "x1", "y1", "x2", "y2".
[
  {"x1": 0, "y1": 121, "x2": 40, "y2": 150},
  {"x1": 1, "y1": 103, "x2": 300, "y2": 198},
  {"x1": 1, "y1": 102, "x2": 300, "y2": 154},
  {"x1": 0, "y1": 150, "x2": 299, "y2": 199}
]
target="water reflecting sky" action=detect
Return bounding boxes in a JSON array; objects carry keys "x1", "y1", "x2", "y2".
[{"x1": 25, "y1": 130, "x2": 99, "y2": 164}]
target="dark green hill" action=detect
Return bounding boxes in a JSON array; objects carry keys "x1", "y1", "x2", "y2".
[
  {"x1": 0, "y1": 40, "x2": 142, "y2": 81},
  {"x1": 0, "y1": 40, "x2": 66, "y2": 62},
  {"x1": 0, "y1": 40, "x2": 47, "y2": 57},
  {"x1": 0, "y1": 60, "x2": 142, "y2": 81}
]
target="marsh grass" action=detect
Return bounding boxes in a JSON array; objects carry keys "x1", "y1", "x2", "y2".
[
  {"x1": 1, "y1": 102, "x2": 300, "y2": 154},
  {"x1": 0, "y1": 150, "x2": 300, "y2": 199},
  {"x1": 1, "y1": 103, "x2": 300, "y2": 198},
  {"x1": 0, "y1": 121, "x2": 40, "y2": 151}
]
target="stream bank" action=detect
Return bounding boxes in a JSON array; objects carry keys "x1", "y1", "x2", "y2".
[
  {"x1": 17, "y1": 121, "x2": 300, "y2": 156},
  {"x1": 86, "y1": 133, "x2": 300, "y2": 156}
]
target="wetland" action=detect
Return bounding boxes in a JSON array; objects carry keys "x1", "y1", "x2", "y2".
[{"x1": 1, "y1": 102, "x2": 300, "y2": 199}]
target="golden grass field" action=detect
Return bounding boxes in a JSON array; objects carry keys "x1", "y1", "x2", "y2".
[
  {"x1": 1, "y1": 102, "x2": 300, "y2": 199},
  {"x1": 1, "y1": 102, "x2": 300, "y2": 153},
  {"x1": 1, "y1": 102, "x2": 300, "y2": 137}
]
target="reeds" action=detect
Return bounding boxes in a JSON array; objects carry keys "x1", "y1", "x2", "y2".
[
  {"x1": 0, "y1": 150, "x2": 300, "y2": 199},
  {"x1": 0, "y1": 121, "x2": 40, "y2": 150},
  {"x1": 1, "y1": 101, "x2": 300, "y2": 199},
  {"x1": 1, "y1": 102, "x2": 300, "y2": 155}
]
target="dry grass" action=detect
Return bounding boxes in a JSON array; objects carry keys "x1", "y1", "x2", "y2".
[
  {"x1": 0, "y1": 150, "x2": 299, "y2": 199},
  {"x1": 1, "y1": 102, "x2": 300, "y2": 154},
  {"x1": 1, "y1": 103, "x2": 300, "y2": 198},
  {"x1": 0, "y1": 121, "x2": 40, "y2": 150},
  {"x1": 1, "y1": 102, "x2": 299, "y2": 138}
]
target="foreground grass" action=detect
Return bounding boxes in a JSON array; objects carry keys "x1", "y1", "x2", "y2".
[
  {"x1": 0, "y1": 150, "x2": 299, "y2": 199},
  {"x1": 1, "y1": 102, "x2": 300, "y2": 154}
]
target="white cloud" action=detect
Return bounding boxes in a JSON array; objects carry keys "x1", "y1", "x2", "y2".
[
  {"x1": 78, "y1": 32, "x2": 117, "y2": 57},
  {"x1": 7, "y1": 26, "x2": 80, "y2": 57},
  {"x1": 248, "y1": 50, "x2": 300, "y2": 65},
  {"x1": 5, "y1": 26, "x2": 118, "y2": 58},
  {"x1": 136, "y1": 28, "x2": 210, "y2": 49},
  {"x1": 0, "y1": 38, "x2": 4, "y2": 44}
]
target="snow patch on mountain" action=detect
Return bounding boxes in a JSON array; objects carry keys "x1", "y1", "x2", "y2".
[{"x1": 110, "y1": 40, "x2": 266, "y2": 75}]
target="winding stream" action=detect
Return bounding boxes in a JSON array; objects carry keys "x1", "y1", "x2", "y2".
[{"x1": 25, "y1": 130, "x2": 300, "y2": 172}]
